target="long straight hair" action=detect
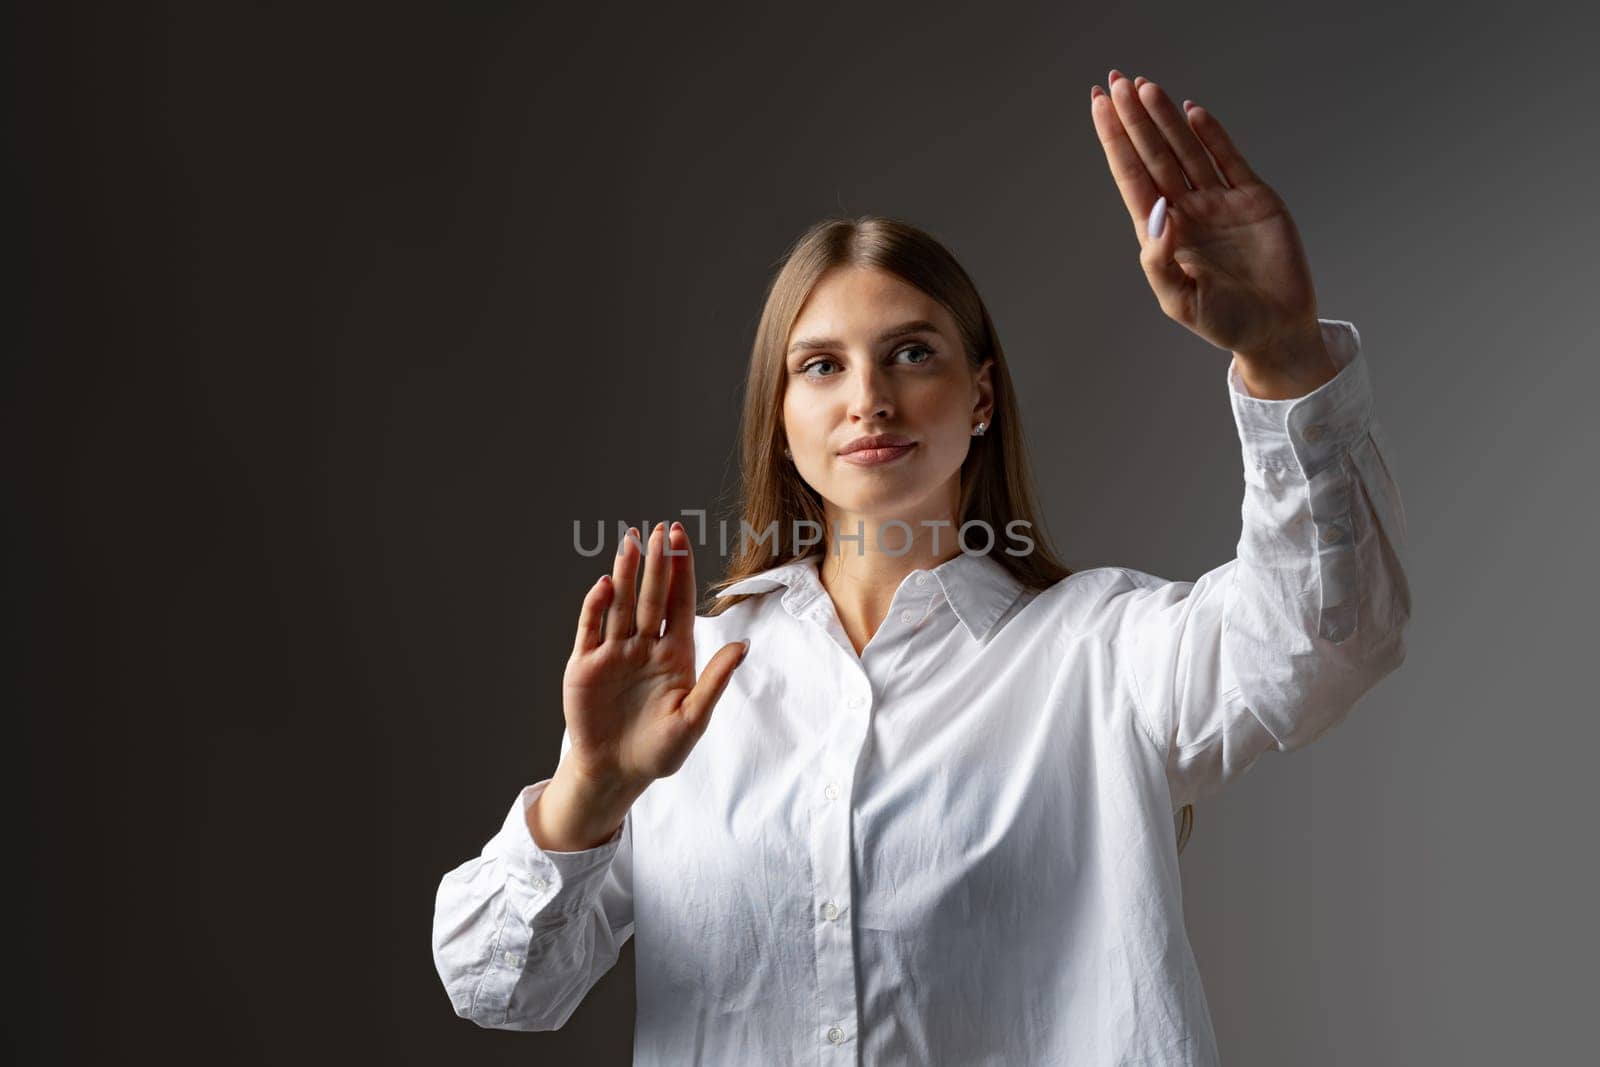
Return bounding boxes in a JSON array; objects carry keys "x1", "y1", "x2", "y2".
[{"x1": 701, "y1": 214, "x2": 1194, "y2": 854}]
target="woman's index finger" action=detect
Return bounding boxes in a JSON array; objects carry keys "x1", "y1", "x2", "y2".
[{"x1": 1090, "y1": 83, "x2": 1160, "y2": 244}]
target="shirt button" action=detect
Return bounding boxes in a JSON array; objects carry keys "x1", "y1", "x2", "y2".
[
  {"x1": 1320, "y1": 524, "x2": 1344, "y2": 544},
  {"x1": 531, "y1": 876, "x2": 549, "y2": 890},
  {"x1": 827, "y1": 1026, "x2": 846, "y2": 1045},
  {"x1": 1304, "y1": 423, "x2": 1326, "y2": 441},
  {"x1": 823, "y1": 782, "x2": 839, "y2": 800},
  {"x1": 822, "y1": 900, "x2": 840, "y2": 921},
  {"x1": 900, "y1": 610, "x2": 915, "y2": 624},
  {"x1": 915, "y1": 572, "x2": 928, "y2": 586}
]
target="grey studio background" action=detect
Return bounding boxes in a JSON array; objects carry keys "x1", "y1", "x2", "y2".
[{"x1": 14, "y1": 1, "x2": 1598, "y2": 1063}]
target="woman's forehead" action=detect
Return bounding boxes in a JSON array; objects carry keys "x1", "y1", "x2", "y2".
[{"x1": 788, "y1": 268, "x2": 951, "y2": 344}]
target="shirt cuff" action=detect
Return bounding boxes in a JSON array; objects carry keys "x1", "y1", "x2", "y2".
[
  {"x1": 1227, "y1": 318, "x2": 1373, "y2": 479},
  {"x1": 490, "y1": 778, "x2": 627, "y2": 902}
]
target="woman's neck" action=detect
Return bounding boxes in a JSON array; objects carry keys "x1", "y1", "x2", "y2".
[{"x1": 816, "y1": 521, "x2": 964, "y2": 656}]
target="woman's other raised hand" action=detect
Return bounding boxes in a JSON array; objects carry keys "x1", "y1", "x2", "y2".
[{"x1": 1089, "y1": 70, "x2": 1331, "y2": 379}]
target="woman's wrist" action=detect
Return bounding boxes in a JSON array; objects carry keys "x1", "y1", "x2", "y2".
[
  {"x1": 1231, "y1": 320, "x2": 1337, "y2": 400},
  {"x1": 526, "y1": 761, "x2": 645, "y2": 852}
]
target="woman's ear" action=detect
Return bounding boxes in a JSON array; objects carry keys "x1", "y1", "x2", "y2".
[{"x1": 974, "y1": 358, "x2": 996, "y2": 425}]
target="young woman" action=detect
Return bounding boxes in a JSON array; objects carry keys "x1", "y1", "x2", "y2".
[{"x1": 432, "y1": 71, "x2": 1411, "y2": 1065}]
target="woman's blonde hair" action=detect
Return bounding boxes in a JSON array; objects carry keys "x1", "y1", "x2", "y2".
[{"x1": 701, "y1": 214, "x2": 1194, "y2": 854}]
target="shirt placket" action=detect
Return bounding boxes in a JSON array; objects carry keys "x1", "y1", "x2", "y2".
[
  {"x1": 792, "y1": 576, "x2": 938, "y2": 1063},
  {"x1": 796, "y1": 586, "x2": 867, "y2": 1061}
]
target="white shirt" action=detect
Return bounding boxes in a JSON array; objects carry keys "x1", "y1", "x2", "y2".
[{"x1": 432, "y1": 318, "x2": 1411, "y2": 1065}]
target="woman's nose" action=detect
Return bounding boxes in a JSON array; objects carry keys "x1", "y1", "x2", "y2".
[{"x1": 846, "y1": 365, "x2": 894, "y2": 420}]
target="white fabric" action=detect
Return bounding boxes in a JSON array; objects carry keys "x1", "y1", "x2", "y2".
[{"x1": 433, "y1": 318, "x2": 1411, "y2": 1064}]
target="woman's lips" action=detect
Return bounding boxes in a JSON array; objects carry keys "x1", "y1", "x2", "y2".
[{"x1": 839, "y1": 443, "x2": 916, "y2": 466}]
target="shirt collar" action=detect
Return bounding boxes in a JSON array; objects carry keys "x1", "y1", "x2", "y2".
[{"x1": 714, "y1": 550, "x2": 1027, "y2": 643}]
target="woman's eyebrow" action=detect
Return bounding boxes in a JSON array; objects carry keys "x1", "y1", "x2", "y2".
[{"x1": 787, "y1": 319, "x2": 941, "y2": 355}]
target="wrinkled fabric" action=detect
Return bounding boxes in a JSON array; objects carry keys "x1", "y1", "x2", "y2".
[{"x1": 432, "y1": 318, "x2": 1411, "y2": 1065}]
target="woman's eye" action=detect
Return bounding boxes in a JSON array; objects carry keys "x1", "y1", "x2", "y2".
[{"x1": 800, "y1": 344, "x2": 933, "y2": 378}]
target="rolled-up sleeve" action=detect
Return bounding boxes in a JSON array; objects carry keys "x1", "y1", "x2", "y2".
[
  {"x1": 1108, "y1": 318, "x2": 1413, "y2": 810},
  {"x1": 431, "y1": 730, "x2": 635, "y2": 1030}
]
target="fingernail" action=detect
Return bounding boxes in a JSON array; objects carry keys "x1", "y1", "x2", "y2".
[
  {"x1": 1134, "y1": 75, "x2": 1147, "y2": 87},
  {"x1": 1108, "y1": 68, "x2": 1122, "y2": 85},
  {"x1": 1090, "y1": 85, "x2": 1103, "y2": 100},
  {"x1": 1147, "y1": 196, "x2": 1168, "y2": 239},
  {"x1": 740, "y1": 638, "x2": 751, "y2": 654},
  {"x1": 1182, "y1": 98, "x2": 1195, "y2": 112}
]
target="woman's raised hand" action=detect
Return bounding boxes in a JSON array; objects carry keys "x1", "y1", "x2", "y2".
[
  {"x1": 560, "y1": 521, "x2": 749, "y2": 797},
  {"x1": 1090, "y1": 71, "x2": 1324, "y2": 365}
]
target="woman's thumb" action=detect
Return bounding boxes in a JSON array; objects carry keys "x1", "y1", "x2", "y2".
[
  {"x1": 1140, "y1": 195, "x2": 1190, "y2": 316},
  {"x1": 680, "y1": 639, "x2": 750, "y2": 735}
]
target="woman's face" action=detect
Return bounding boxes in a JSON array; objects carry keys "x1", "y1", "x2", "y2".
[{"x1": 781, "y1": 266, "x2": 993, "y2": 529}]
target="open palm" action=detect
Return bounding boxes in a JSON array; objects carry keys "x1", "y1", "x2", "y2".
[
  {"x1": 1090, "y1": 71, "x2": 1320, "y2": 360},
  {"x1": 561, "y1": 521, "x2": 747, "y2": 795}
]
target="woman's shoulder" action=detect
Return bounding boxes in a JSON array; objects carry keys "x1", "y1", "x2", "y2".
[
  {"x1": 691, "y1": 588, "x2": 777, "y2": 636},
  {"x1": 1027, "y1": 564, "x2": 1175, "y2": 639}
]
